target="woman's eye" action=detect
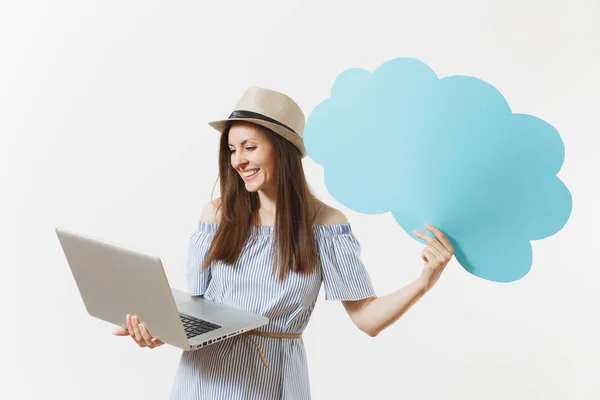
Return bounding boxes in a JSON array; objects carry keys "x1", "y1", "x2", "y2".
[{"x1": 229, "y1": 146, "x2": 255, "y2": 154}]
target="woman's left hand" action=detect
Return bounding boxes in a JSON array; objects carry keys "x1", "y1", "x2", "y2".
[{"x1": 413, "y1": 224, "x2": 455, "y2": 291}]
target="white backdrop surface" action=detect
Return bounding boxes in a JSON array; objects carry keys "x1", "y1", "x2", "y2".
[{"x1": 2, "y1": 0, "x2": 599, "y2": 399}]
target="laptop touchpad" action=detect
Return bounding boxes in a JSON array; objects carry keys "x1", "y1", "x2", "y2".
[{"x1": 177, "y1": 299, "x2": 227, "y2": 316}]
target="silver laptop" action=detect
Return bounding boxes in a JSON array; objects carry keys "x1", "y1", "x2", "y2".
[{"x1": 55, "y1": 227, "x2": 269, "y2": 351}]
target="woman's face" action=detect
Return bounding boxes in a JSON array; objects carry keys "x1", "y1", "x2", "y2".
[{"x1": 228, "y1": 122, "x2": 277, "y2": 192}]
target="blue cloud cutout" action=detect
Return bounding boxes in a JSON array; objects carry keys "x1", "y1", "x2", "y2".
[{"x1": 304, "y1": 57, "x2": 572, "y2": 283}]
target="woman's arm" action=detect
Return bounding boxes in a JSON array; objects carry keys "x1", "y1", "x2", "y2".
[
  {"x1": 342, "y1": 279, "x2": 427, "y2": 337},
  {"x1": 342, "y1": 224, "x2": 454, "y2": 337}
]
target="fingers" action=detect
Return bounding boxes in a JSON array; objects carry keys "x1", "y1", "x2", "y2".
[
  {"x1": 417, "y1": 225, "x2": 454, "y2": 291},
  {"x1": 421, "y1": 247, "x2": 445, "y2": 265},
  {"x1": 413, "y1": 231, "x2": 452, "y2": 259},
  {"x1": 424, "y1": 224, "x2": 455, "y2": 255},
  {"x1": 126, "y1": 314, "x2": 146, "y2": 347},
  {"x1": 139, "y1": 324, "x2": 164, "y2": 348},
  {"x1": 121, "y1": 314, "x2": 163, "y2": 349},
  {"x1": 138, "y1": 323, "x2": 156, "y2": 347},
  {"x1": 413, "y1": 225, "x2": 454, "y2": 258},
  {"x1": 422, "y1": 244, "x2": 445, "y2": 265},
  {"x1": 131, "y1": 316, "x2": 144, "y2": 345},
  {"x1": 414, "y1": 230, "x2": 447, "y2": 256},
  {"x1": 421, "y1": 247, "x2": 435, "y2": 263},
  {"x1": 126, "y1": 314, "x2": 135, "y2": 339},
  {"x1": 132, "y1": 315, "x2": 164, "y2": 348},
  {"x1": 113, "y1": 327, "x2": 129, "y2": 336}
]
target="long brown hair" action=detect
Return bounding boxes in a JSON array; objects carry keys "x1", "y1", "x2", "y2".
[{"x1": 201, "y1": 122, "x2": 321, "y2": 282}]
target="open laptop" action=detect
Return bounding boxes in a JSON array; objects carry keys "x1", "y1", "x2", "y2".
[{"x1": 55, "y1": 227, "x2": 269, "y2": 351}]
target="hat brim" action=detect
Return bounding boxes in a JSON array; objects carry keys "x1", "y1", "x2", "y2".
[{"x1": 208, "y1": 118, "x2": 307, "y2": 158}]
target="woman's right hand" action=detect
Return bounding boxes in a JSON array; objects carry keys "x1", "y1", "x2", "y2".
[{"x1": 112, "y1": 314, "x2": 164, "y2": 349}]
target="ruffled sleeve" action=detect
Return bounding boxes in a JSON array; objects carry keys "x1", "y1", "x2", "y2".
[
  {"x1": 316, "y1": 224, "x2": 377, "y2": 301},
  {"x1": 185, "y1": 221, "x2": 216, "y2": 296}
]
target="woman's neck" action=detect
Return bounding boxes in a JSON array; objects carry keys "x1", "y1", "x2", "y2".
[{"x1": 257, "y1": 188, "x2": 277, "y2": 214}]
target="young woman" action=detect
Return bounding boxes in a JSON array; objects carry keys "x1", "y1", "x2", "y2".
[{"x1": 113, "y1": 87, "x2": 455, "y2": 399}]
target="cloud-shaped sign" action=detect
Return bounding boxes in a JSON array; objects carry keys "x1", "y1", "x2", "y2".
[{"x1": 304, "y1": 57, "x2": 572, "y2": 283}]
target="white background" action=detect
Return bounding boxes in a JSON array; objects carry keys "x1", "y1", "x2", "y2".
[{"x1": 2, "y1": 0, "x2": 600, "y2": 399}]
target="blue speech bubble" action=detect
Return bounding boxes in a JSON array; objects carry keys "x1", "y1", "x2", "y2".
[{"x1": 304, "y1": 57, "x2": 572, "y2": 283}]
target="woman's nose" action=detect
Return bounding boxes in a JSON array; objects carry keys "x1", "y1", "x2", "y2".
[{"x1": 232, "y1": 152, "x2": 247, "y2": 169}]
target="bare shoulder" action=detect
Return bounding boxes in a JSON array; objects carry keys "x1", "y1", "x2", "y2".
[
  {"x1": 312, "y1": 200, "x2": 349, "y2": 226},
  {"x1": 200, "y1": 197, "x2": 222, "y2": 223}
]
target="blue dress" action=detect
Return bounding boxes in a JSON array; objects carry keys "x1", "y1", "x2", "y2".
[{"x1": 170, "y1": 221, "x2": 376, "y2": 399}]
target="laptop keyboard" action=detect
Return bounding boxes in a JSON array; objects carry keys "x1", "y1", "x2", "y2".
[{"x1": 180, "y1": 313, "x2": 222, "y2": 339}]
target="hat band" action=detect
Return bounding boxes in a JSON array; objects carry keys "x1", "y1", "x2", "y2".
[{"x1": 228, "y1": 110, "x2": 297, "y2": 135}]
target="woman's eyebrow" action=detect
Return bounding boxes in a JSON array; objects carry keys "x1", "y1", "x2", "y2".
[{"x1": 229, "y1": 138, "x2": 258, "y2": 147}]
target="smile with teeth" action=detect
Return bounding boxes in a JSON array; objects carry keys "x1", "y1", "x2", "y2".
[{"x1": 242, "y1": 169, "x2": 260, "y2": 179}]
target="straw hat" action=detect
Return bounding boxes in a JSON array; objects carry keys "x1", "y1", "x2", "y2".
[{"x1": 208, "y1": 87, "x2": 307, "y2": 158}]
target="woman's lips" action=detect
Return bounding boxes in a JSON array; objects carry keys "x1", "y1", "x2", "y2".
[{"x1": 242, "y1": 168, "x2": 260, "y2": 181}]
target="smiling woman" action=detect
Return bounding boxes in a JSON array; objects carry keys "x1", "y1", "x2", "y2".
[
  {"x1": 113, "y1": 87, "x2": 454, "y2": 400},
  {"x1": 227, "y1": 123, "x2": 277, "y2": 193},
  {"x1": 212, "y1": 114, "x2": 322, "y2": 283}
]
